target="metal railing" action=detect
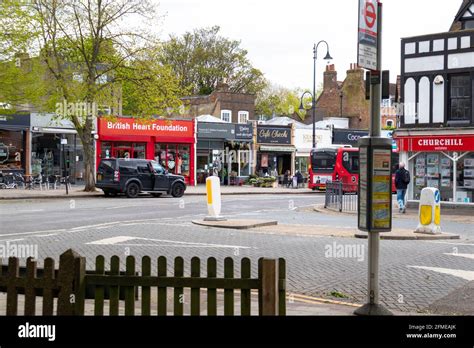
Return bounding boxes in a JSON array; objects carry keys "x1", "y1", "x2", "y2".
[{"x1": 324, "y1": 181, "x2": 358, "y2": 213}]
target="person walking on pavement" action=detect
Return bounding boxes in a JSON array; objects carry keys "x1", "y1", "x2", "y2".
[{"x1": 395, "y1": 162, "x2": 410, "y2": 213}]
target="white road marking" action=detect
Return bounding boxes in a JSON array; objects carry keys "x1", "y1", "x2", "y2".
[
  {"x1": 87, "y1": 236, "x2": 254, "y2": 249},
  {"x1": 32, "y1": 234, "x2": 58, "y2": 238},
  {"x1": 429, "y1": 241, "x2": 474, "y2": 247},
  {"x1": 444, "y1": 253, "x2": 474, "y2": 260},
  {"x1": 88, "y1": 236, "x2": 136, "y2": 245},
  {"x1": 121, "y1": 222, "x2": 192, "y2": 227},
  {"x1": 0, "y1": 229, "x2": 67, "y2": 238},
  {"x1": 0, "y1": 238, "x2": 25, "y2": 243},
  {"x1": 408, "y1": 266, "x2": 474, "y2": 281}
]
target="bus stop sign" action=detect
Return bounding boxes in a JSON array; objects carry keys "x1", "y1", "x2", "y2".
[{"x1": 358, "y1": 0, "x2": 379, "y2": 71}]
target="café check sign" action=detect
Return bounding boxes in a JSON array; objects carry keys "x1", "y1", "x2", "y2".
[{"x1": 257, "y1": 126, "x2": 291, "y2": 145}]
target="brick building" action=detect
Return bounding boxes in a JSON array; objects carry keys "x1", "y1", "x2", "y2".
[
  {"x1": 300, "y1": 64, "x2": 370, "y2": 129},
  {"x1": 297, "y1": 64, "x2": 399, "y2": 131},
  {"x1": 180, "y1": 82, "x2": 256, "y2": 123}
]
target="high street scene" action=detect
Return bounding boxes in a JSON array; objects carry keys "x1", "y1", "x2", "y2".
[{"x1": 0, "y1": 0, "x2": 474, "y2": 346}]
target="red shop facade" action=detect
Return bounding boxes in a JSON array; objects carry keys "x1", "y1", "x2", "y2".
[
  {"x1": 97, "y1": 117, "x2": 196, "y2": 186},
  {"x1": 395, "y1": 131, "x2": 474, "y2": 203}
]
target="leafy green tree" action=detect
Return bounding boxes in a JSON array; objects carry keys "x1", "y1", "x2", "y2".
[
  {"x1": 0, "y1": 0, "x2": 183, "y2": 191},
  {"x1": 160, "y1": 26, "x2": 266, "y2": 95},
  {"x1": 255, "y1": 84, "x2": 310, "y2": 120}
]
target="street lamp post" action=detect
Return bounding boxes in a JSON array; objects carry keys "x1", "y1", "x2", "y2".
[{"x1": 300, "y1": 41, "x2": 332, "y2": 149}]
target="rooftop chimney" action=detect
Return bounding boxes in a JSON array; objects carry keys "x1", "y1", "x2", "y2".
[{"x1": 323, "y1": 65, "x2": 338, "y2": 91}]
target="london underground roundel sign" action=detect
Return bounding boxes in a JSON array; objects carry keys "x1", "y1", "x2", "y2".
[{"x1": 358, "y1": 0, "x2": 378, "y2": 71}]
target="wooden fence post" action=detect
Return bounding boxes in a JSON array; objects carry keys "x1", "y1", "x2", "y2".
[
  {"x1": 6, "y1": 257, "x2": 19, "y2": 316},
  {"x1": 57, "y1": 249, "x2": 84, "y2": 315},
  {"x1": 261, "y1": 259, "x2": 279, "y2": 316}
]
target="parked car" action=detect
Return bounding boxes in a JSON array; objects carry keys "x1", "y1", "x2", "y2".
[{"x1": 96, "y1": 158, "x2": 186, "y2": 198}]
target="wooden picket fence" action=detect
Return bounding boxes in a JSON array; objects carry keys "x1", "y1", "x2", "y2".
[{"x1": 0, "y1": 249, "x2": 286, "y2": 316}]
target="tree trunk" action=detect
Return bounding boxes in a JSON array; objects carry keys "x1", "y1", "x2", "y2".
[{"x1": 80, "y1": 132, "x2": 96, "y2": 192}]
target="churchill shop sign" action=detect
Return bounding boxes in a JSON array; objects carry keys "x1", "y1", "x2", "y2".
[
  {"x1": 257, "y1": 126, "x2": 291, "y2": 145},
  {"x1": 398, "y1": 135, "x2": 474, "y2": 152}
]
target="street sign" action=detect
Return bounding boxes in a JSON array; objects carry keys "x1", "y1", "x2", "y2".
[{"x1": 358, "y1": 0, "x2": 378, "y2": 71}]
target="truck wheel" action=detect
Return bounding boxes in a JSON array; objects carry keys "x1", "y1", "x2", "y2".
[
  {"x1": 126, "y1": 183, "x2": 140, "y2": 198},
  {"x1": 171, "y1": 183, "x2": 185, "y2": 198}
]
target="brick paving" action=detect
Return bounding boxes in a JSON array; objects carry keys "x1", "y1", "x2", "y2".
[{"x1": 0, "y1": 194, "x2": 473, "y2": 314}]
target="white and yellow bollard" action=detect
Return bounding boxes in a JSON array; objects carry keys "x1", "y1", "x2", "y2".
[
  {"x1": 204, "y1": 176, "x2": 226, "y2": 221},
  {"x1": 415, "y1": 187, "x2": 441, "y2": 235}
]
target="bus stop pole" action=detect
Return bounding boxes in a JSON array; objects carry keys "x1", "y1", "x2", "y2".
[
  {"x1": 368, "y1": 0, "x2": 382, "y2": 309},
  {"x1": 355, "y1": 1, "x2": 392, "y2": 316}
]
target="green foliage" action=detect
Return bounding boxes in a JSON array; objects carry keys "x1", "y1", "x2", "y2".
[
  {"x1": 255, "y1": 83, "x2": 313, "y2": 120},
  {"x1": 249, "y1": 176, "x2": 277, "y2": 187},
  {"x1": 329, "y1": 291, "x2": 349, "y2": 299},
  {"x1": 159, "y1": 26, "x2": 266, "y2": 96},
  {"x1": 0, "y1": 0, "x2": 182, "y2": 191}
]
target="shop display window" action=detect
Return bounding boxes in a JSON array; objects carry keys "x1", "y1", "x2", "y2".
[
  {"x1": 155, "y1": 143, "x2": 190, "y2": 177},
  {"x1": 411, "y1": 152, "x2": 474, "y2": 202},
  {"x1": 0, "y1": 130, "x2": 24, "y2": 171}
]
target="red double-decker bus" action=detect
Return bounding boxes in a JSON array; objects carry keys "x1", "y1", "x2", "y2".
[{"x1": 308, "y1": 146, "x2": 399, "y2": 192}]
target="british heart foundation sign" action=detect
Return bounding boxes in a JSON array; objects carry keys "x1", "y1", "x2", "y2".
[{"x1": 99, "y1": 118, "x2": 194, "y2": 138}]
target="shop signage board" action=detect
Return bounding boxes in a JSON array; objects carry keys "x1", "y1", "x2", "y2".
[
  {"x1": 333, "y1": 130, "x2": 369, "y2": 146},
  {"x1": 257, "y1": 126, "x2": 291, "y2": 145},
  {"x1": 234, "y1": 124, "x2": 253, "y2": 140},
  {"x1": 358, "y1": 0, "x2": 379, "y2": 71},
  {"x1": 198, "y1": 122, "x2": 235, "y2": 140},
  {"x1": 397, "y1": 135, "x2": 474, "y2": 152},
  {"x1": 0, "y1": 114, "x2": 31, "y2": 128},
  {"x1": 99, "y1": 118, "x2": 194, "y2": 138},
  {"x1": 358, "y1": 137, "x2": 392, "y2": 233}
]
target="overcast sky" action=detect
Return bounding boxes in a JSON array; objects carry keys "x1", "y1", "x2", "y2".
[{"x1": 154, "y1": 0, "x2": 462, "y2": 90}]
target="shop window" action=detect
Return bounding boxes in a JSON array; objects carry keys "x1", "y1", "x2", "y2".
[
  {"x1": 221, "y1": 110, "x2": 232, "y2": 123},
  {"x1": 412, "y1": 153, "x2": 453, "y2": 201},
  {"x1": 238, "y1": 111, "x2": 249, "y2": 124},
  {"x1": 460, "y1": 153, "x2": 474, "y2": 203},
  {"x1": 155, "y1": 144, "x2": 190, "y2": 178},
  {"x1": 132, "y1": 143, "x2": 146, "y2": 159},
  {"x1": 0, "y1": 130, "x2": 23, "y2": 171},
  {"x1": 101, "y1": 142, "x2": 112, "y2": 159},
  {"x1": 449, "y1": 74, "x2": 471, "y2": 122}
]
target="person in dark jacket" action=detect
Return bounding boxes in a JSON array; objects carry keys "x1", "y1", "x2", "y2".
[{"x1": 395, "y1": 162, "x2": 410, "y2": 213}]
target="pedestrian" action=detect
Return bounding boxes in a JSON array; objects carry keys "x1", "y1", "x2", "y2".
[
  {"x1": 395, "y1": 162, "x2": 410, "y2": 213},
  {"x1": 284, "y1": 170, "x2": 291, "y2": 188}
]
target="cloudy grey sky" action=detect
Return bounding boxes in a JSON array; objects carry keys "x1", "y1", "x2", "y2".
[{"x1": 155, "y1": 0, "x2": 462, "y2": 89}]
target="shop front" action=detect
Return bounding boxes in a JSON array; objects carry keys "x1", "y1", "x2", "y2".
[
  {"x1": 196, "y1": 122, "x2": 253, "y2": 185},
  {"x1": 97, "y1": 117, "x2": 196, "y2": 186},
  {"x1": 0, "y1": 114, "x2": 30, "y2": 174},
  {"x1": 256, "y1": 125, "x2": 295, "y2": 177},
  {"x1": 396, "y1": 132, "x2": 474, "y2": 203},
  {"x1": 30, "y1": 114, "x2": 87, "y2": 184},
  {"x1": 294, "y1": 127, "x2": 332, "y2": 177}
]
